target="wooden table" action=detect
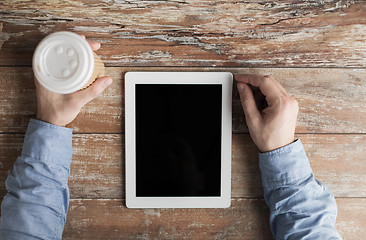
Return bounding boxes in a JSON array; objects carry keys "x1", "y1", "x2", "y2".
[{"x1": 1, "y1": 1, "x2": 366, "y2": 239}]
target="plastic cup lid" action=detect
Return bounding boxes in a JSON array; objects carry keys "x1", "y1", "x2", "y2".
[{"x1": 32, "y1": 31, "x2": 94, "y2": 94}]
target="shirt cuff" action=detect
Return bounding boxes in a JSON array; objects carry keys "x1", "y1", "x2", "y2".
[
  {"x1": 21, "y1": 119, "x2": 73, "y2": 166},
  {"x1": 258, "y1": 139, "x2": 313, "y2": 189}
]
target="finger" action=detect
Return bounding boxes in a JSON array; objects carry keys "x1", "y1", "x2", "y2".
[
  {"x1": 236, "y1": 74, "x2": 283, "y2": 98},
  {"x1": 237, "y1": 83, "x2": 261, "y2": 124},
  {"x1": 87, "y1": 39, "x2": 101, "y2": 51},
  {"x1": 236, "y1": 74, "x2": 261, "y2": 83},
  {"x1": 264, "y1": 75, "x2": 288, "y2": 96},
  {"x1": 78, "y1": 34, "x2": 100, "y2": 50},
  {"x1": 72, "y1": 76, "x2": 113, "y2": 107},
  {"x1": 34, "y1": 76, "x2": 41, "y2": 88},
  {"x1": 34, "y1": 76, "x2": 48, "y2": 93}
]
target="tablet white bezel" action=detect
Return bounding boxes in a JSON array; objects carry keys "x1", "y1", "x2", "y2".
[{"x1": 125, "y1": 72, "x2": 232, "y2": 208}]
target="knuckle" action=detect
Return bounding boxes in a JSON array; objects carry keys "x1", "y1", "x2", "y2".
[
  {"x1": 69, "y1": 97, "x2": 83, "y2": 109},
  {"x1": 290, "y1": 96, "x2": 299, "y2": 106},
  {"x1": 263, "y1": 75, "x2": 275, "y2": 81},
  {"x1": 262, "y1": 75, "x2": 271, "y2": 81},
  {"x1": 262, "y1": 76, "x2": 272, "y2": 84},
  {"x1": 285, "y1": 96, "x2": 299, "y2": 112},
  {"x1": 281, "y1": 95, "x2": 294, "y2": 104}
]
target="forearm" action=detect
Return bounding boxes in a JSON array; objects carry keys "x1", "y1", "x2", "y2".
[
  {"x1": 0, "y1": 119, "x2": 73, "y2": 240},
  {"x1": 259, "y1": 140, "x2": 341, "y2": 240}
]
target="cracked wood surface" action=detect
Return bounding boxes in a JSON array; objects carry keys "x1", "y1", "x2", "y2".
[
  {"x1": 1, "y1": 134, "x2": 365, "y2": 200},
  {"x1": 1, "y1": 1, "x2": 366, "y2": 239},
  {"x1": 62, "y1": 198, "x2": 366, "y2": 240},
  {"x1": 0, "y1": 67, "x2": 366, "y2": 134},
  {"x1": 63, "y1": 199, "x2": 272, "y2": 240},
  {"x1": 1, "y1": 0, "x2": 366, "y2": 67}
]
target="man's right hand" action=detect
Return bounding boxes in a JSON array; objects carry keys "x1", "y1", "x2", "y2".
[{"x1": 236, "y1": 74, "x2": 299, "y2": 152}]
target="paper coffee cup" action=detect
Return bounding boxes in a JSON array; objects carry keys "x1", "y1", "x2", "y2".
[{"x1": 33, "y1": 31, "x2": 105, "y2": 94}]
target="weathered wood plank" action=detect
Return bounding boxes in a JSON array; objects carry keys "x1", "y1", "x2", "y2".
[
  {"x1": 1, "y1": 1, "x2": 366, "y2": 67},
  {"x1": 62, "y1": 198, "x2": 366, "y2": 240},
  {"x1": 1, "y1": 67, "x2": 366, "y2": 133},
  {"x1": 232, "y1": 133, "x2": 366, "y2": 199},
  {"x1": 1, "y1": 2, "x2": 364, "y2": 239},
  {"x1": 0, "y1": 134, "x2": 23, "y2": 198},
  {"x1": 232, "y1": 68, "x2": 366, "y2": 134},
  {"x1": 0, "y1": 67, "x2": 123, "y2": 133},
  {"x1": 1, "y1": 134, "x2": 365, "y2": 199},
  {"x1": 71, "y1": 133, "x2": 366, "y2": 199},
  {"x1": 63, "y1": 199, "x2": 272, "y2": 240},
  {"x1": 336, "y1": 198, "x2": 366, "y2": 239}
]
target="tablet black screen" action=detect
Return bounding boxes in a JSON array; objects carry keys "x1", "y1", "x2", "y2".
[{"x1": 135, "y1": 84, "x2": 222, "y2": 197}]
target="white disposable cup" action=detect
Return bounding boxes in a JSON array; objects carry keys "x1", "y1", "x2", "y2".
[{"x1": 33, "y1": 31, "x2": 105, "y2": 94}]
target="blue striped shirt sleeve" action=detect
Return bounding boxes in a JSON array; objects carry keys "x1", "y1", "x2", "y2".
[
  {"x1": 0, "y1": 119, "x2": 73, "y2": 240},
  {"x1": 259, "y1": 139, "x2": 342, "y2": 240}
]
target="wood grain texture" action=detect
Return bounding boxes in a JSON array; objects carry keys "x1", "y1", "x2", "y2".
[
  {"x1": 1, "y1": 1, "x2": 365, "y2": 239},
  {"x1": 336, "y1": 198, "x2": 366, "y2": 239},
  {"x1": 1, "y1": 67, "x2": 366, "y2": 133},
  {"x1": 0, "y1": 67, "x2": 123, "y2": 133},
  {"x1": 0, "y1": 134, "x2": 22, "y2": 198},
  {"x1": 1, "y1": 1, "x2": 366, "y2": 67},
  {"x1": 1, "y1": 134, "x2": 365, "y2": 199},
  {"x1": 61, "y1": 198, "x2": 366, "y2": 240},
  {"x1": 63, "y1": 199, "x2": 273, "y2": 240}
]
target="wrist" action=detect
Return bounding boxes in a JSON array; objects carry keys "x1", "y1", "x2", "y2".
[
  {"x1": 258, "y1": 139, "x2": 311, "y2": 189},
  {"x1": 24, "y1": 119, "x2": 73, "y2": 164},
  {"x1": 258, "y1": 137, "x2": 296, "y2": 153},
  {"x1": 36, "y1": 112, "x2": 67, "y2": 127}
]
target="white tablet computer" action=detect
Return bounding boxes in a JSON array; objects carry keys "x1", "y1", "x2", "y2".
[{"x1": 125, "y1": 72, "x2": 232, "y2": 208}]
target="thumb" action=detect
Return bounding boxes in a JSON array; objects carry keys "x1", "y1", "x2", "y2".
[
  {"x1": 73, "y1": 76, "x2": 113, "y2": 107},
  {"x1": 237, "y1": 83, "x2": 261, "y2": 124}
]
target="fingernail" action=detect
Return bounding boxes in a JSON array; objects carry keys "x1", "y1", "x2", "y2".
[
  {"x1": 103, "y1": 78, "x2": 113, "y2": 87},
  {"x1": 97, "y1": 42, "x2": 101, "y2": 48}
]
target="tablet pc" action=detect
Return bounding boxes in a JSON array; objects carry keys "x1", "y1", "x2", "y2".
[{"x1": 125, "y1": 72, "x2": 232, "y2": 208}]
